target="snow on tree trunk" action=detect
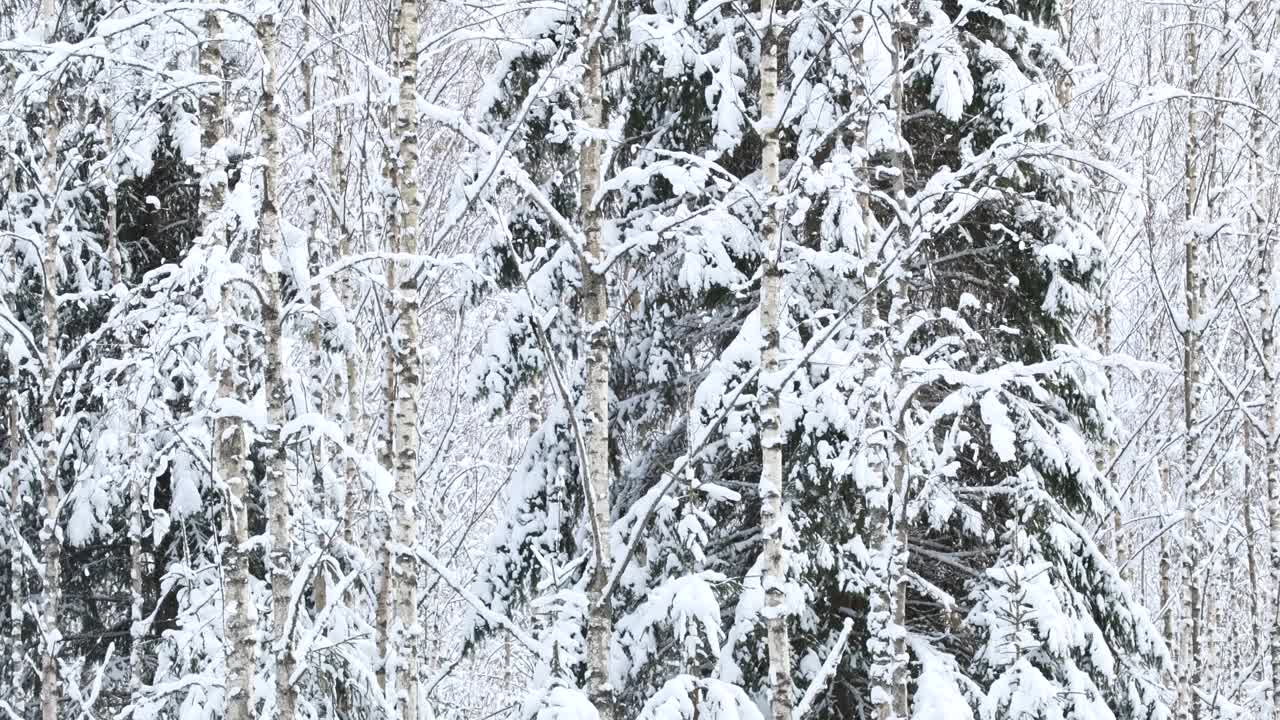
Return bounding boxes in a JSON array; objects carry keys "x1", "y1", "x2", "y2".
[
  {"x1": 888, "y1": 17, "x2": 911, "y2": 718},
  {"x1": 1234, "y1": 2, "x2": 1280, "y2": 709},
  {"x1": 577, "y1": 0, "x2": 614, "y2": 712},
  {"x1": 1259, "y1": 60, "x2": 1280, "y2": 720},
  {"x1": 326, "y1": 46, "x2": 361, "y2": 713},
  {"x1": 1097, "y1": 282, "x2": 1124, "y2": 577},
  {"x1": 300, "y1": 0, "x2": 331, "y2": 618},
  {"x1": 1179, "y1": 11, "x2": 1203, "y2": 720},
  {"x1": 758, "y1": 1, "x2": 792, "y2": 718},
  {"x1": 376, "y1": 519, "x2": 392, "y2": 692},
  {"x1": 863, "y1": 16, "x2": 914, "y2": 718},
  {"x1": 328, "y1": 33, "x2": 361, "y2": 612},
  {"x1": 37, "y1": 34, "x2": 62, "y2": 720},
  {"x1": 1159, "y1": 458, "x2": 1175, "y2": 653},
  {"x1": 258, "y1": 9, "x2": 298, "y2": 720},
  {"x1": 388, "y1": 0, "x2": 424, "y2": 710},
  {"x1": 376, "y1": 0, "x2": 401, "y2": 696},
  {"x1": 6, "y1": 393, "x2": 23, "y2": 716},
  {"x1": 2, "y1": 136, "x2": 21, "y2": 716},
  {"x1": 201, "y1": 10, "x2": 256, "y2": 719}
]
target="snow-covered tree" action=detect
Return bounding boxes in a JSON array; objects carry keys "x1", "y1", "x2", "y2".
[
  {"x1": 22, "y1": 0, "x2": 1280, "y2": 715},
  {"x1": 467, "y1": 0, "x2": 1170, "y2": 717}
]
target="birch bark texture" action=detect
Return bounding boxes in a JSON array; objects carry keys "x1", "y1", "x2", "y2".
[
  {"x1": 200, "y1": 9, "x2": 257, "y2": 719},
  {"x1": 1179, "y1": 10, "x2": 1203, "y2": 720},
  {"x1": 5, "y1": 398, "x2": 22, "y2": 717},
  {"x1": 885, "y1": 12, "x2": 911, "y2": 718},
  {"x1": 257, "y1": 9, "x2": 298, "y2": 720},
  {"x1": 4, "y1": 147, "x2": 23, "y2": 712},
  {"x1": 1256, "y1": 23, "x2": 1280, "y2": 720},
  {"x1": 1262, "y1": 117, "x2": 1280, "y2": 720},
  {"x1": 38, "y1": 4, "x2": 61, "y2": 716},
  {"x1": 37, "y1": 90, "x2": 60, "y2": 720},
  {"x1": 1236, "y1": 1, "x2": 1280, "y2": 713},
  {"x1": 577, "y1": 0, "x2": 614, "y2": 713},
  {"x1": 388, "y1": 0, "x2": 424, "y2": 710},
  {"x1": 758, "y1": 0, "x2": 792, "y2": 717}
]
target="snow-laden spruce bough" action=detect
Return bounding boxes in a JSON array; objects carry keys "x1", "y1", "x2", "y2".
[{"x1": 465, "y1": 0, "x2": 1169, "y2": 717}]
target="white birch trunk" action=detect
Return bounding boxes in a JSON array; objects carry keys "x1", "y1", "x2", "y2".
[
  {"x1": 1244, "y1": 423, "x2": 1261, "y2": 660},
  {"x1": 1242, "y1": 2, "x2": 1280, "y2": 707},
  {"x1": 2, "y1": 142, "x2": 19, "y2": 711},
  {"x1": 376, "y1": 1, "x2": 400, "y2": 694},
  {"x1": 301, "y1": 0, "x2": 331, "y2": 617},
  {"x1": 758, "y1": 2, "x2": 792, "y2": 718},
  {"x1": 375, "y1": 520, "x2": 392, "y2": 692},
  {"x1": 854, "y1": 18, "x2": 899, "y2": 715},
  {"x1": 1097, "y1": 287, "x2": 1124, "y2": 576},
  {"x1": 335, "y1": 118, "x2": 362, "y2": 581},
  {"x1": 331, "y1": 88, "x2": 358, "y2": 720},
  {"x1": 6, "y1": 398, "x2": 23, "y2": 716},
  {"x1": 577, "y1": 0, "x2": 614, "y2": 712},
  {"x1": 888, "y1": 427, "x2": 910, "y2": 720},
  {"x1": 319, "y1": 4, "x2": 361, "y2": 598},
  {"x1": 1159, "y1": 459, "x2": 1175, "y2": 651},
  {"x1": 1259, "y1": 62, "x2": 1280, "y2": 720},
  {"x1": 1178, "y1": 12, "x2": 1202, "y2": 719},
  {"x1": 3, "y1": 145, "x2": 22, "y2": 715},
  {"x1": 38, "y1": 42, "x2": 62, "y2": 720},
  {"x1": 257, "y1": 11, "x2": 297, "y2": 720},
  {"x1": 388, "y1": 0, "x2": 423, "y2": 711},
  {"x1": 201, "y1": 11, "x2": 256, "y2": 719},
  {"x1": 883, "y1": 14, "x2": 913, "y2": 718}
]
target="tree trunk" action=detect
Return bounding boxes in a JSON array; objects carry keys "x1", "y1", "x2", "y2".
[
  {"x1": 38, "y1": 39, "x2": 62, "y2": 720},
  {"x1": 1244, "y1": 423, "x2": 1261, "y2": 661},
  {"x1": 388, "y1": 0, "x2": 424, "y2": 711},
  {"x1": 201, "y1": 10, "x2": 256, "y2": 720},
  {"x1": 1243, "y1": 1, "x2": 1280, "y2": 708},
  {"x1": 300, "y1": 0, "x2": 332, "y2": 618},
  {"x1": 375, "y1": 519, "x2": 392, "y2": 692},
  {"x1": 1179, "y1": 10, "x2": 1202, "y2": 719},
  {"x1": 334, "y1": 101, "x2": 360, "y2": 576},
  {"x1": 883, "y1": 13, "x2": 913, "y2": 719},
  {"x1": 1260, "y1": 81, "x2": 1280, "y2": 720},
  {"x1": 257, "y1": 10, "x2": 297, "y2": 720},
  {"x1": 758, "y1": 2, "x2": 792, "y2": 718},
  {"x1": 1159, "y1": 459, "x2": 1175, "y2": 652},
  {"x1": 3, "y1": 143, "x2": 22, "y2": 715},
  {"x1": 6, "y1": 398, "x2": 24, "y2": 716},
  {"x1": 376, "y1": 0, "x2": 401, "y2": 696},
  {"x1": 889, "y1": 429, "x2": 910, "y2": 719},
  {"x1": 577, "y1": 0, "x2": 614, "y2": 713},
  {"x1": 1097, "y1": 286, "x2": 1124, "y2": 576}
]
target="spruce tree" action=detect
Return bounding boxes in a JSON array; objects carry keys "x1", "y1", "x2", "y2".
[{"x1": 469, "y1": 0, "x2": 1169, "y2": 717}]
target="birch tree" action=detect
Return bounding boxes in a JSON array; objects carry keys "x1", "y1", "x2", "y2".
[
  {"x1": 757, "y1": 0, "x2": 791, "y2": 714},
  {"x1": 198, "y1": 7, "x2": 259, "y2": 718},
  {"x1": 256, "y1": 6, "x2": 299, "y2": 719},
  {"x1": 387, "y1": 0, "x2": 425, "y2": 709},
  {"x1": 578, "y1": 7, "x2": 616, "y2": 717}
]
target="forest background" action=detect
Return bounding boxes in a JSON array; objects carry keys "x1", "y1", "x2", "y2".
[{"x1": 0, "y1": 0, "x2": 1276, "y2": 717}]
